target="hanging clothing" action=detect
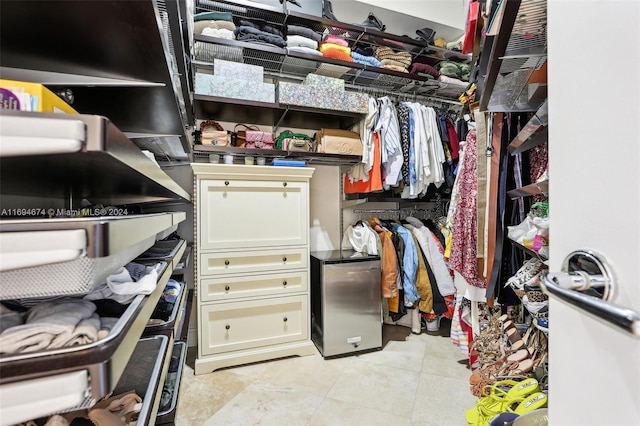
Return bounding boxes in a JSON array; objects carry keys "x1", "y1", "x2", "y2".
[
  {"x1": 389, "y1": 223, "x2": 419, "y2": 307},
  {"x1": 368, "y1": 220, "x2": 398, "y2": 299},
  {"x1": 397, "y1": 105, "x2": 411, "y2": 184},
  {"x1": 449, "y1": 129, "x2": 486, "y2": 290},
  {"x1": 377, "y1": 97, "x2": 404, "y2": 190},
  {"x1": 341, "y1": 222, "x2": 378, "y2": 255},
  {"x1": 405, "y1": 227, "x2": 434, "y2": 314},
  {"x1": 344, "y1": 133, "x2": 383, "y2": 193}
]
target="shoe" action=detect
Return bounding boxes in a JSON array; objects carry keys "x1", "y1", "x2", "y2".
[
  {"x1": 322, "y1": 0, "x2": 338, "y2": 21},
  {"x1": 359, "y1": 12, "x2": 386, "y2": 31},
  {"x1": 466, "y1": 378, "x2": 540, "y2": 425},
  {"x1": 534, "y1": 317, "x2": 548, "y2": 332}
]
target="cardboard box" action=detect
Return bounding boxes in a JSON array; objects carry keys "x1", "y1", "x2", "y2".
[
  {"x1": 195, "y1": 73, "x2": 275, "y2": 103},
  {"x1": 213, "y1": 59, "x2": 264, "y2": 83},
  {"x1": 0, "y1": 79, "x2": 78, "y2": 114}
]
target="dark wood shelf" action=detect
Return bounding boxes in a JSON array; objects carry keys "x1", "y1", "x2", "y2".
[
  {"x1": 507, "y1": 179, "x2": 548, "y2": 199},
  {"x1": 193, "y1": 94, "x2": 364, "y2": 130},
  {"x1": 508, "y1": 101, "x2": 548, "y2": 154}
]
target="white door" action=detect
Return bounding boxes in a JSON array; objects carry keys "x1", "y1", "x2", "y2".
[{"x1": 548, "y1": 1, "x2": 640, "y2": 424}]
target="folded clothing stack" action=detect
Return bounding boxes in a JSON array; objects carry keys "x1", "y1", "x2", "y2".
[
  {"x1": 234, "y1": 19, "x2": 286, "y2": 48},
  {"x1": 317, "y1": 34, "x2": 351, "y2": 62},
  {"x1": 374, "y1": 46, "x2": 412, "y2": 73},
  {"x1": 194, "y1": 11, "x2": 236, "y2": 40},
  {"x1": 436, "y1": 60, "x2": 471, "y2": 82},
  {"x1": 410, "y1": 62, "x2": 440, "y2": 79},
  {"x1": 286, "y1": 24, "x2": 322, "y2": 56},
  {"x1": 351, "y1": 51, "x2": 382, "y2": 67}
]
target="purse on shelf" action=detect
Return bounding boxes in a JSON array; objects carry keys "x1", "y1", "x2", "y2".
[
  {"x1": 235, "y1": 124, "x2": 274, "y2": 149},
  {"x1": 200, "y1": 120, "x2": 230, "y2": 146},
  {"x1": 233, "y1": 123, "x2": 259, "y2": 148},
  {"x1": 276, "y1": 130, "x2": 313, "y2": 152}
]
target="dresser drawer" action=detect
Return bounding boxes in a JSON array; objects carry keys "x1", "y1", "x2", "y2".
[
  {"x1": 199, "y1": 270, "x2": 307, "y2": 302},
  {"x1": 199, "y1": 247, "x2": 307, "y2": 276},
  {"x1": 200, "y1": 295, "x2": 308, "y2": 356},
  {"x1": 199, "y1": 179, "x2": 308, "y2": 250}
]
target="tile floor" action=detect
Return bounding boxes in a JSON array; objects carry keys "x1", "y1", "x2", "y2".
[{"x1": 175, "y1": 322, "x2": 477, "y2": 426}]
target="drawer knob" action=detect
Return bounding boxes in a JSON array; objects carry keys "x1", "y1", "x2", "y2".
[
  {"x1": 282, "y1": 257, "x2": 287, "y2": 262},
  {"x1": 283, "y1": 317, "x2": 288, "y2": 322},
  {"x1": 225, "y1": 324, "x2": 230, "y2": 330},
  {"x1": 283, "y1": 182, "x2": 287, "y2": 187},
  {"x1": 225, "y1": 285, "x2": 230, "y2": 291},
  {"x1": 225, "y1": 181, "x2": 229, "y2": 186},
  {"x1": 283, "y1": 281, "x2": 287, "y2": 287},
  {"x1": 224, "y1": 260, "x2": 230, "y2": 266}
]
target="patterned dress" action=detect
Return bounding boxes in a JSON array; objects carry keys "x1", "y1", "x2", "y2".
[{"x1": 449, "y1": 129, "x2": 486, "y2": 289}]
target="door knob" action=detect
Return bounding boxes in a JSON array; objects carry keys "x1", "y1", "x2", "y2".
[
  {"x1": 224, "y1": 260, "x2": 230, "y2": 266},
  {"x1": 225, "y1": 324, "x2": 230, "y2": 330},
  {"x1": 225, "y1": 285, "x2": 230, "y2": 291},
  {"x1": 539, "y1": 250, "x2": 640, "y2": 338},
  {"x1": 283, "y1": 281, "x2": 287, "y2": 287}
]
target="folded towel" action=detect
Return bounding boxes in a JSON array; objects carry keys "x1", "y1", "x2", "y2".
[
  {"x1": 194, "y1": 11, "x2": 233, "y2": 22},
  {"x1": 323, "y1": 34, "x2": 349, "y2": 47},
  {"x1": 201, "y1": 27, "x2": 235, "y2": 40},
  {"x1": 51, "y1": 313, "x2": 100, "y2": 348},
  {"x1": 0, "y1": 298, "x2": 97, "y2": 354},
  {"x1": 319, "y1": 43, "x2": 351, "y2": 55},
  {"x1": 234, "y1": 26, "x2": 287, "y2": 48},
  {"x1": 287, "y1": 46, "x2": 323, "y2": 56},
  {"x1": 374, "y1": 46, "x2": 412, "y2": 67},
  {"x1": 194, "y1": 20, "x2": 236, "y2": 34},
  {"x1": 383, "y1": 64, "x2": 408, "y2": 73},
  {"x1": 320, "y1": 45, "x2": 353, "y2": 62},
  {"x1": 351, "y1": 51, "x2": 382, "y2": 67},
  {"x1": 286, "y1": 35, "x2": 318, "y2": 50},
  {"x1": 287, "y1": 25, "x2": 322, "y2": 43},
  {"x1": 238, "y1": 19, "x2": 259, "y2": 29}
]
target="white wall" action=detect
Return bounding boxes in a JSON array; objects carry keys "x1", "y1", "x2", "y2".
[
  {"x1": 330, "y1": 0, "x2": 466, "y2": 42},
  {"x1": 309, "y1": 165, "x2": 341, "y2": 251}
]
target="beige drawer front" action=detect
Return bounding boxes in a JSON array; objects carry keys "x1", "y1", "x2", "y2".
[
  {"x1": 199, "y1": 271, "x2": 307, "y2": 302},
  {"x1": 199, "y1": 179, "x2": 308, "y2": 250},
  {"x1": 199, "y1": 247, "x2": 307, "y2": 276},
  {"x1": 200, "y1": 295, "x2": 308, "y2": 356}
]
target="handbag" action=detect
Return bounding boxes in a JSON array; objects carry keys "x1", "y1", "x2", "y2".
[
  {"x1": 245, "y1": 130, "x2": 274, "y2": 149},
  {"x1": 233, "y1": 123, "x2": 260, "y2": 148},
  {"x1": 200, "y1": 120, "x2": 230, "y2": 146},
  {"x1": 276, "y1": 130, "x2": 313, "y2": 152}
]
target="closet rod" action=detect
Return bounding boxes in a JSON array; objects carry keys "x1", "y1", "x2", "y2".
[
  {"x1": 345, "y1": 84, "x2": 463, "y2": 107},
  {"x1": 352, "y1": 208, "x2": 434, "y2": 213}
]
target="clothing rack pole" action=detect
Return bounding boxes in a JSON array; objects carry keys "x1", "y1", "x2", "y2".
[{"x1": 346, "y1": 83, "x2": 463, "y2": 107}]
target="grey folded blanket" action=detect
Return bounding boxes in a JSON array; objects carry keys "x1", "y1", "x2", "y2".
[
  {"x1": 0, "y1": 298, "x2": 99, "y2": 354},
  {"x1": 287, "y1": 24, "x2": 322, "y2": 43}
]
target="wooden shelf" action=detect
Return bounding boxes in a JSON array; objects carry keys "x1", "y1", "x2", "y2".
[{"x1": 507, "y1": 179, "x2": 548, "y2": 199}]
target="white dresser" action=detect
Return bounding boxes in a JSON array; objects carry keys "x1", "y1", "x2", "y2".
[{"x1": 192, "y1": 164, "x2": 316, "y2": 374}]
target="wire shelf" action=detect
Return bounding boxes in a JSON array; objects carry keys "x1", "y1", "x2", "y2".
[{"x1": 196, "y1": 0, "x2": 286, "y2": 26}]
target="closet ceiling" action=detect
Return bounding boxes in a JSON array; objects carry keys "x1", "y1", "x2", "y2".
[{"x1": 332, "y1": 0, "x2": 466, "y2": 41}]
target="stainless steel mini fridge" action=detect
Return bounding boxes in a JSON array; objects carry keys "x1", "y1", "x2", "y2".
[{"x1": 310, "y1": 250, "x2": 382, "y2": 358}]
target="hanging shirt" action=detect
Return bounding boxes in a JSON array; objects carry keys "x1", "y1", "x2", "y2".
[
  {"x1": 341, "y1": 222, "x2": 378, "y2": 255},
  {"x1": 347, "y1": 97, "x2": 379, "y2": 182},
  {"x1": 377, "y1": 97, "x2": 403, "y2": 189},
  {"x1": 344, "y1": 132, "x2": 383, "y2": 194},
  {"x1": 390, "y1": 223, "x2": 419, "y2": 306}
]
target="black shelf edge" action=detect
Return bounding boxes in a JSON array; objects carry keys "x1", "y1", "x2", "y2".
[
  {"x1": 509, "y1": 126, "x2": 548, "y2": 155},
  {"x1": 507, "y1": 180, "x2": 548, "y2": 199},
  {"x1": 0, "y1": 0, "x2": 192, "y2": 156},
  {"x1": 509, "y1": 238, "x2": 548, "y2": 261},
  {"x1": 194, "y1": 93, "x2": 279, "y2": 109}
]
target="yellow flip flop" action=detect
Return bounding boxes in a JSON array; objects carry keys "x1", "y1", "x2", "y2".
[
  {"x1": 510, "y1": 392, "x2": 548, "y2": 415},
  {"x1": 465, "y1": 378, "x2": 539, "y2": 425}
]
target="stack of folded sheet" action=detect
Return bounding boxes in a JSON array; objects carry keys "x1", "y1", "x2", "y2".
[
  {"x1": 194, "y1": 11, "x2": 236, "y2": 40},
  {"x1": 234, "y1": 19, "x2": 287, "y2": 48},
  {"x1": 374, "y1": 46, "x2": 412, "y2": 73},
  {"x1": 286, "y1": 24, "x2": 322, "y2": 56},
  {"x1": 319, "y1": 34, "x2": 352, "y2": 62}
]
